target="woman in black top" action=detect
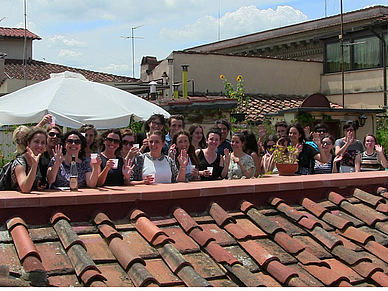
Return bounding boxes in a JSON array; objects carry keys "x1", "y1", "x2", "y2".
[
  {"x1": 195, "y1": 128, "x2": 229, "y2": 180},
  {"x1": 97, "y1": 129, "x2": 134, "y2": 186},
  {"x1": 288, "y1": 122, "x2": 328, "y2": 175}
]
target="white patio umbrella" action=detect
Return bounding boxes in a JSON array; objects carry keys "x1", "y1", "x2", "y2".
[{"x1": 0, "y1": 71, "x2": 170, "y2": 129}]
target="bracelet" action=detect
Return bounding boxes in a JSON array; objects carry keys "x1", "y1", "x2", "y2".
[{"x1": 180, "y1": 167, "x2": 187, "y2": 170}]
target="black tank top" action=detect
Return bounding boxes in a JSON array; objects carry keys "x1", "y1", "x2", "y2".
[{"x1": 197, "y1": 149, "x2": 223, "y2": 181}]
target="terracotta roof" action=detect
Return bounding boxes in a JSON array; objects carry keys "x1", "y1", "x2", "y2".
[
  {"x1": 4, "y1": 59, "x2": 136, "y2": 83},
  {"x1": 0, "y1": 172, "x2": 388, "y2": 287},
  {"x1": 186, "y1": 6, "x2": 388, "y2": 53},
  {"x1": 0, "y1": 27, "x2": 41, "y2": 40},
  {"x1": 240, "y1": 94, "x2": 342, "y2": 122}
]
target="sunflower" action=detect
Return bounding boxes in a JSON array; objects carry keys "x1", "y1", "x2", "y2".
[
  {"x1": 236, "y1": 75, "x2": 243, "y2": 81},
  {"x1": 220, "y1": 75, "x2": 225, "y2": 80}
]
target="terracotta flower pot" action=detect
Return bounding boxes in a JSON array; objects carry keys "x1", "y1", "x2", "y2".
[{"x1": 276, "y1": 163, "x2": 298, "y2": 176}]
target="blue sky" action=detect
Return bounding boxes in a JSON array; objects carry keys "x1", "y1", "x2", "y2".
[{"x1": 2, "y1": 0, "x2": 387, "y2": 78}]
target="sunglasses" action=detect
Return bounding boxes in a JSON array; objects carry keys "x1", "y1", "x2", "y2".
[
  {"x1": 322, "y1": 141, "x2": 332, "y2": 145},
  {"x1": 81, "y1": 124, "x2": 94, "y2": 128},
  {"x1": 48, "y1": 132, "x2": 61, "y2": 138},
  {"x1": 105, "y1": 137, "x2": 121, "y2": 144},
  {"x1": 66, "y1": 139, "x2": 82, "y2": 145},
  {"x1": 316, "y1": 130, "x2": 327, "y2": 133},
  {"x1": 122, "y1": 140, "x2": 134, "y2": 146}
]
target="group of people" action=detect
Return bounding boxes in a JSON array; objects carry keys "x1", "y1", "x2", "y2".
[
  {"x1": 6, "y1": 113, "x2": 387, "y2": 193},
  {"x1": 262, "y1": 120, "x2": 387, "y2": 174}
]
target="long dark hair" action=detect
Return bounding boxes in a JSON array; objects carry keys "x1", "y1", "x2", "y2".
[
  {"x1": 98, "y1": 128, "x2": 123, "y2": 155},
  {"x1": 78, "y1": 124, "x2": 98, "y2": 151},
  {"x1": 288, "y1": 122, "x2": 306, "y2": 144},
  {"x1": 242, "y1": 130, "x2": 258, "y2": 155},
  {"x1": 144, "y1": 114, "x2": 166, "y2": 133},
  {"x1": 189, "y1": 123, "x2": 206, "y2": 149},
  {"x1": 61, "y1": 130, "x2": 87, "y2": 159},
  {"x1": 172, "y1": 130, "x2": 199, "y2": 168}
]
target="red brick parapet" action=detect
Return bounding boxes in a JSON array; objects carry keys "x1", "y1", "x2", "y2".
[{"x1": 0, "y1": 171, "x2": 387, "y2": 224}]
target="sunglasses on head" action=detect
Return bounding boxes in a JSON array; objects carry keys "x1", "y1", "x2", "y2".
[
  {"x1": 122, "y1": 140, "x2": 134, "y2": 146},
  {"x1": 105, "y1": 137, "x2": 121, "y2": 144},
  {"x1": 48, "y1": 132, "x2": 61, "y2": 138},
  {"x1": 66, "y1": 139, "x2": 82, "y2": 145}
]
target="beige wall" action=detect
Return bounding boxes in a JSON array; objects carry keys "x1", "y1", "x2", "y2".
[
  {"x1": 321, "y1": 68, "x2": 385, "y2": 108},
  {"x1": 0, "y1": 79, "x2": 39, "y2": 94},
  {"x1": 146, "y1": 52, "x2": 323, "y2": 97},
  {"x1": 0, "y1": 38, "x2": 33, "y2": 60}
]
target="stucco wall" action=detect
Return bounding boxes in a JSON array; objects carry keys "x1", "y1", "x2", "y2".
[
  {"x1": 321, "y1": 68, "x2": 385, "y2": 108},
  {"x1": 147, "y1": 52, "x2": 323, "y2": 96},
  {"x1": 0, "y1": 39, "x2": 33, "y2": 60}
]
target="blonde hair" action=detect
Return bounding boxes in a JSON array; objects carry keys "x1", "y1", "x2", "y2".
[{"x1": 13, "y1": 125, "x2": 30, "y2": 155}]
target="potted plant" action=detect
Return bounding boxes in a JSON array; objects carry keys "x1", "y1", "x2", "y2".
[{"x1": 273, "y1": 145, "x2": 299, "y2": 176}]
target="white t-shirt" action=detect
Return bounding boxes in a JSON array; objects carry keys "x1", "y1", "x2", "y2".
[{"x1": 142, "y1": 154, "x2": 172, "y2": 183}]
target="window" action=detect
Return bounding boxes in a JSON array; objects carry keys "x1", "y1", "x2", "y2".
[
  {"x1": 326, "y1": 41, "x2": 350, "y2": 73},
  {"x1": 325, "y1": 34, "x2": 382, "y2": 73},
  {"x1": 354, "y1": 36, "x2": 380, "y2": 69}
]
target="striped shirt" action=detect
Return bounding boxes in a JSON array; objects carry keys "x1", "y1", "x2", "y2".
[{"x1": 360, "y1": 151, "x2": 383, "y2": 171}]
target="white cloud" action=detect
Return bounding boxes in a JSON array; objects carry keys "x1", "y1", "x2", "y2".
[
  {"x1": 57, "y1": 49, "x2": 84, "y2": 63},
  {"x1": 48, "y1": 35, "x2": 87, "y2": 48},
  {"x1": 159, "y1": 5, "x2": 308, "y2": 42},
  {"x1": 100, "y1": 63, "x2": 130, "y2": 75}
]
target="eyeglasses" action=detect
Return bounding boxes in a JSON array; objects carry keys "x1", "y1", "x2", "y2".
[
  {"x1": 150, "y1": 121, "x2": 162, "y2": 126},
  {"x1": 322, "y1": 141, "x2": 332, "y2": 145},
  {"x1": 122, "y1": 140, "x2": 134, "y2": 146},
  {"x1": 105, "y1": 137, "x2": 121, "y2": 144},
  {"x1": 48, "y1": 132, "x2": 61, "y2": 138},
  {"x1": 316, "y1": 129, "x2": 327, "y2": 133},
  {"x1": 66, "y1": 139, "x2": 82, "y2": 145}
]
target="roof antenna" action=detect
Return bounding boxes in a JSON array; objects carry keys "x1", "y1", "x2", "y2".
[
  {"x1": 218, "y1": 0, "x2": 221, "y2": 41},
  {"x1": 23, "y1": 0, "x2": 27, "y2": 87}
]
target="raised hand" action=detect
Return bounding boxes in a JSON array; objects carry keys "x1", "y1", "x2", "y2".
[
  {"x1": 304, "y1": 126, "x2": 311, "y2": 140},
  {"x1": 257, "y1": 124, "x2": 266, "y2": 140},
  {"x1": 345, "y1": 130, "x2": 354, "y2": 144},
  {"x1": 312, "y1": 132, "x2": 321, "y2": 145},
  {"x1": 122, "y1": 158, "x2": 135, "y2": 178},
  {"x1": 26, "y1": 146, "x2": 41, "y2": 166},
  {"x1": 375, "y1": 144, "x2": 384, "y2": 153},
  {"x1": 168, "y1": 144, "x2": 177, "y2": 159},
  {"x1": 178, "y1": 149, "x2": 189, "y2": 167},
  {"x1": 296, "y1": 143, "x2": 303, "y2": 154},
  {"x1": 52, "y1": 144, "x2": 64, "y2": 164},
  {"x1": 224, "y1": 148, "x2": 230, "y2": 163}
]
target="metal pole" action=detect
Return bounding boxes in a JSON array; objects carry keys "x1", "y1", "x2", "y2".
[
  {"x1": 340, "y1": 0, "x2": 345, "y2": 107},
  {"x1": 131, "y1": 27, "x2": 135, "y2": 78},
  {"x1": 371, "y1": 28, "x2": 387, "y2": 107},
  {"x1": 23, "y1": 0, "x2": 27, "y2": 87}
]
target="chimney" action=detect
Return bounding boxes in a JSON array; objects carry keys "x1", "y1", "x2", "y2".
[
  {"x1": 168, "y1": 58, "x2": 174, "y2": 99},
  {"x1": 181, "y1": 64, "x2": 189, "y2": 99}
]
